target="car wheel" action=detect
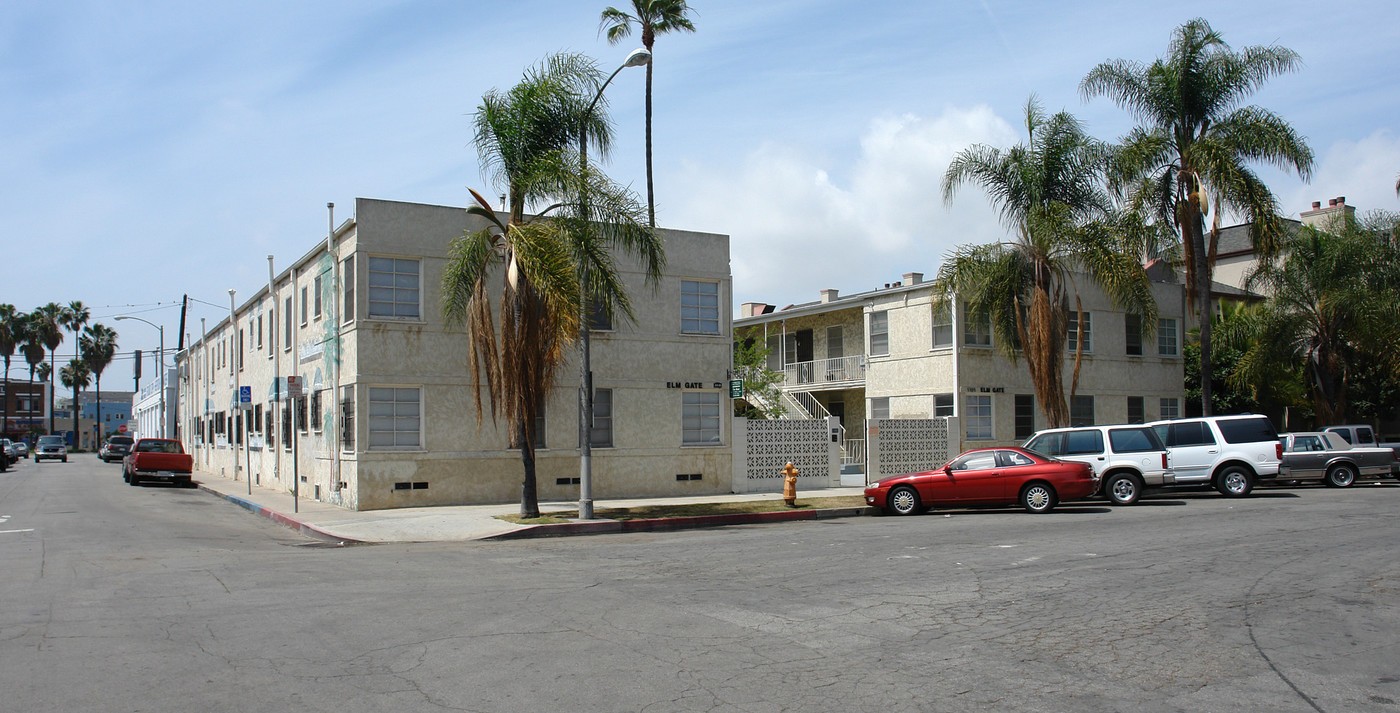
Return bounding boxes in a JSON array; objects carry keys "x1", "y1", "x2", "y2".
[
  {"x1": 887, "y1": 486, "x2": 922, "y2": 516},
  {"x1": 1020, "y1": 482, "x2": 1058, "y2": 513},
  {"x1": 1325, "y1": 463, "x2": 1357, "y2": 488},
  {"x1": 128, "y1": 471, "x2": 139, "y2": 486},
  {"x1": 1214, "y1": 465, "x2": 1254, "y2": 497},
  {"x1": 1104, "y1": 473, "x2": 1142, "y2": 506}
]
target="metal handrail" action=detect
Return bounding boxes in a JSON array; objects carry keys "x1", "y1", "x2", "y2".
[{"x1": 783, "y1": 355, "x2": 866, "y2": 388}]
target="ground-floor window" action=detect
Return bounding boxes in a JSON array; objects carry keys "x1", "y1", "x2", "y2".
[
  {"x1": 1127, "y1": 396, "x2": 1145, "y2": 424},
  {"x1": 1159, "y1": 397, "x2": 1180, "y2": 421},
  {"x1": 1014, "y1": 394, "x2": 1035, "y2": 440},
  {"x1": 869, "y1": 397, "x2": 890, "y2": 420},
  {"x1": 965, "y1": 395, "x2": 992, "y2": 440},
  {"x1": 341, "y1": 386, "x2": 355, "y2": 452},
  {"x1": 682, "y1": 392, "x2": 721, "y2": 445},
  {"x1": 933, "y1": 393, "x2": 954, "y2": 418},
  {"x1": 368, "y1": 387, "x2": 421, "y2": 449},
  {"x1": 590, "y1": 388, "x2": 613, "y2": 448},
  {"x1": 1071, "y1": 395, "x2": 1095, "y2": 427}
]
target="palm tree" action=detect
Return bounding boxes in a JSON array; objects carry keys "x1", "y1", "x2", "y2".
[
  {"x1": 60, "y1": 359, "x2": 92, "y2": 447},
  {"x1": 32, "y1": 303, "x2": 65, "y2": 433},
  {"x1": 0, "y1": 304, "x2": 19, "y2": 439},
  {"x1": 81, "y1": 324, "x2": 118, "y2": 441},
  {"x1": 600, "y1": 0, "x2": 696, "y2": 227},
  {"x1": 1222, "y1": 213, "x2": 1400, "y2": 423},
  {"x1": 937, "y1": 98, "x2": 1158, "y2": 428},
  {"x1": 60, "y1": 301, "x2": 91, "y2": 441},
  {"x1": 1081, "y1": 18, "x2": 1313, "y2": 416},
  {"x1": 19, "y1": 315, "x2": 46, "y2": 436}
]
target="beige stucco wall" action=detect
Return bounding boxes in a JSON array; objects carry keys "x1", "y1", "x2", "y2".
[{"x1": 181, "y1": 198, "x2": 733, "y2": 510}]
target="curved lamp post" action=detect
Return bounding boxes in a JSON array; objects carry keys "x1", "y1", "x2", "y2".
[
  {"x1": 114, "y1": 315, "x2": 165, "y2": 439},
  {"x1": 578, "y1": 47, "x2": 650, "y2": 521}
]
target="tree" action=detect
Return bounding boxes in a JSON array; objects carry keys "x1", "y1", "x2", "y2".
[
  {"x1": 1222, "y1": 212, "x2": 1400, "y2": 424},
  {"x1": 81, "y1": 324, "x2": 118, "y2": 440},
  {"x1": 731, "y1": 336, "x2": 783, "y2": 419},
  {"x1": 1082, "y1": 18, "x2": 1313, "y2": 416},
  {"x1": 600, "y1": 0, "x2": 696, "y2": 227},
  {"x1": 936, "y1": 98, "x2": 1159, "y2": 428},
  {"x1": 0, "y1": 304, "x2": 19, "y2": 438},
  {"x1": 443, "y1": 52, "x2": 659, "y2": 518},
  {"x1": 60, "y1": 301, "x2": 90, "y2": 442},
  {"x1": 32, "y1": 303, "x2": 65, "y2": 433},
  {"x1": 19, "y1": 314, "x2": 46, "y2": 435},
  {"x1": 60, "y1": 359, "x2": 92, "y2": 445}
]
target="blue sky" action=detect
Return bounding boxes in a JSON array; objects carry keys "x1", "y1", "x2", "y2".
[{"x1": 3, "y1": 0, "x2": 1398, "y2": 388}]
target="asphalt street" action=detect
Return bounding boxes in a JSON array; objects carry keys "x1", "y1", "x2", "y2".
[{"x1": 2, "y1": 456, "x2": 1399, "y2": 712}]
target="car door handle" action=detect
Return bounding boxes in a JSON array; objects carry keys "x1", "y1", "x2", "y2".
[{"x1": 1208, "y1": 450, "x2": 1218, "y2": 454}]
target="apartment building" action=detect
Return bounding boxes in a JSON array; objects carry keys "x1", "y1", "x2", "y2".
[
  {"x1": 177, "y1": 198, "x2": 733, "y2": 510},
  {"x1": 735, "y1": 271, "x2": 1186, "y2": 453}
]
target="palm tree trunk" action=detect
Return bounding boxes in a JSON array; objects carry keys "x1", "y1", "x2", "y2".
[
  {"x1": 2, "y1": 356, "x2": 9, "y2": 440},
  {"x1": 47, "y1": 354, "x2": 55, "y2": 434},
  {"x1": 1189, "y1": 215, "x2": 1214, "y2": 417},
  {"x1": 517, "y1": 419, "x2": 540, "y2": 518},
  {"x1": 95, "y1": 375, "x2": 103, "y2": 443}
]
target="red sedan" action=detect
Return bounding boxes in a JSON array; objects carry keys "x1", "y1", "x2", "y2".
[{"x1": 865, "y1": 447, "x2": 1097, "y2": 515}]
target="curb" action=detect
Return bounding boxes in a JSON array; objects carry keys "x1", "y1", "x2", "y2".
[
  {"x1": 485, "y1": 506, "x2": 876, "y2": 540},
  {"x1": 197, "y1": 484, "x2": 364, "y2": 545}
]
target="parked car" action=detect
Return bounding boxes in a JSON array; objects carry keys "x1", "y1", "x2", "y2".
[
  {"x1": 123, "y1": 438, "x2": 194, "y2": 487},
  {"x1": 99, "y1": 435, "x2": 135, "y2": 463},
  {"x1": 12, "y1": 440, "x2": 28, "y2": 459},
  {"x1": 865, "y1": 447, "x2": 1097, "y2": 515},
  {"x1": 1, "y1": 438, "x2": 16, "y2": 462},
  {"x1": 1321, "y1": 425, "x2": 1400, "y2": 476},
  {"x1": 34, "y1": 435, "x2": 68, "y2": 463},
  {"x1": 0, "y1": 439, "x2": 11, "y2": 471},
  {"x1": 1278, "y1": 431, "x2": 1395, "y2": 487},
  {"x1": 1147, "y1": 414, "x2": 1287, "y2": 497},
  {"x1": 1023, "y1": 425, "x2": 1173, "y2": 505}
]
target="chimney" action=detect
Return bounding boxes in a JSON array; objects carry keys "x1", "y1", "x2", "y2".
[
  {"x1": 1328, "y1": 198, "x2": 1337, "y2": 207},
  {"x1": 1337, "y1": 196, "x2": 1346, "y2": 205},
  {"x1": 903, "y1": 272, "x2": 924, "y2": 285},
  {"x1": 1312, "y1": 201, "x2": 1321, "y2": 210},
  {"x1": 820, "y1": 289, "x2": 840, "y2": 303},
  {"x1": 741, "y1": 302, "x2": 772, "y2": 317}
]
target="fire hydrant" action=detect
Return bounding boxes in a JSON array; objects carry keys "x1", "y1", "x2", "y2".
[{"x1": 781, "y1": 462, "x2": 800, "y2": 506}]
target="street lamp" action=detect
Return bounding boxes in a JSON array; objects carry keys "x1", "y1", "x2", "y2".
[
  {"x1": 114, "y1": 316, "x2": 165, "y2": 439},
  {"x1": 578, "y1": 47, "x2": 650, "y2": 521}
]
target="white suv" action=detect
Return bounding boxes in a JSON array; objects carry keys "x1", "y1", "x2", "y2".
[
  {"x1": 1024, "y1": 425, "x2": 1172, "y2": 505},
  {"x1": 1147, "y1": 414, "x2": 1287, "y2": 497}
]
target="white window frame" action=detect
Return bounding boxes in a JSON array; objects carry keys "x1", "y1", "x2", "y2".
[
  {"x1": 367, "y1": 386, "x2": 423, "y2": 451},
  {"x1": 1159, "y1": 397, "x2": 1180, "y2": 421},
  {"x1": 590, "y1": 388, "x2": 613, "y2": 448},
  {"x1": 869, "y1": 310, "x2": 889, "y2": 357},
  {"x1": 1068, "y1": 311, "x2": 1093, "y2": 353},
  {"x1": 932, "y1": 303, "x2": 953, "y2": 349},
  {"x1": 933, "y1": 393, "x2": 954, "y2": 418},
  {"x1": 963, "y1": 303, "x2": 992, "y2": 348},
  {"x1": 682, "y1": 391, "x2": 722, "y2": 445},
  {"x1": 367, "y1": 256, "x2": 423, "y2": 321},
  {"x1": 1158, "y1": 318, "x2": 1179, "y2": 357},
  {"x1": 870, "y1": 397, "x2": 890, "y2": 420},
  {"x1": 680, "y1": 280, "x2": 721, "y2": 335},
  {"x1": 965, "y1": 395, "x2": 993, "y2": 440}
]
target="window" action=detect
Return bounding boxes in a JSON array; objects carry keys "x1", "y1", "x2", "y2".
[
  {"x1": 1158, "y1": 318, "x2": 1178, "y2": 356},
  {"x1": 284, "y1": 296, "x2": 292, "y2": 349},
  {"x1": 301, "y1": 287, "x2": 309, "y2": 325},
  {"x1": 1109, "y1": 427, "x2": 1164, "y2": 453},
  {"x1": 999, "y1": 450, "x2": 1035, "y2": 467},
  {"x1": 826, "y1": 326, "x2": 843, "y2": 359},
  {"x1": 870, "y1": 397, "x2": 890, "y2": 420},
  {"x1": 1216, "y1": 416, "x2": 1277, "y2": 444},
  {"x1": 933, "y1": 393, "x2": 954, "y2": 418},
  {"x1": 1070, "y1": 395, "x2": 1095, "y2": 426},
  {"x1": 963, "y1": 303, "x2": 992, "y2": 347},
  {"x1": 342, "y1": 256, "x2": 355, "y2": 323},
  {"x1": 932, "y1": 303, "x2": 953, "y2": 348},
  {"x1": 680, "y1": 280, "x2": 720, "y2": 334},
  {"x1": 1015, "y1": 394, "x2": 1035, "y2": 440},
  {"x1": 965, "y1": 395, "x2": 992, "y2": 440},
  {"x1": 1127, "y1": 396, "x2": 1145, "y2": 424},
  {"x1": 1125, "y1": 314, "x2": 1142, "y2": 356},
  {"x1": 311, "y1": 390, "x2": 323, "y2": 433},
  {"x1": 368, "y1": 257, "x2": 421, "y2": 319},
  {"x1": 341, "y1": 386, "x2": 355, "y2": 451},
  {"x1": 368, "y1": 387, "x2": 421, "y2": 449},
  {"x1": 682, "y1": 392, "x2": 721, "y2": 445},
  {"x1": 282, "y1": 401, "x2": 292, "y2": 450},
  {"x1": 1064, "y1": 429, "x2": 1105, "y2": 455},
  {"x1": 765, "y1": 335, "x2": 781, "y2": 371},
  {"x1": 257, "y1": 315, "x2": 263, "y2": 350},
  {"x1": 1159, "y1": 397, "x2": 1179, "y2": 421},
  {"x1": 265, "y1": 402, "x2": 275, "y2": 449},
  {"x1": 533, "y1": 397, "x2": 546, "y2": 450},
  {"x1": 869, "y1": 311, "x2": 889, "y2": 356},
  {"x1": 1068, "y1": 312, "x2": 1092, "y2": 353},
  {"x1": 587, "y1": 296, "x2": 612, "y2": 332},
  {"x1": 590, "y1": 388, "x2": 613, "y2": 447},
  {"x1": 297, "y1": 395, "x2": 309, "y2": 434},
  {"x1": 237, "y1": 330, "x2": 244, "y2": 370},
  {"x1": 1160, "y1": 420, "x2": 1215, "y2": 447},
  {"x1": 254, "y1": 403, "x2": 262, "y2": 434},
  {"x1": 314, "y1": 274, "x2": 323, "y2": 319},
  {"x1": 950, "y1": 451, "x2": 998, "y2": 471}
]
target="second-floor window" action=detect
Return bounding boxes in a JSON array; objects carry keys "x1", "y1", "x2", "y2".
[
  {"x1": 368, "y1": 257, "x2": 421, "y2": 319},
  {"x1": 964, "y1": 304, "x2": 992, "y2": 347},
  {"x1": 869, "y1": 311, "x2": 889, "y2": 356},
  {"x1": 1158, "y1": 318, "x2": 1179, "y2": 356},
  {"x1": 932, "y1": 303, "x2": 953, "y2": 348},
  {"x1": 680, "y1": 280, "x2": 720, "y2": 334},
  {"x1": 1125, "y1": 314, "x2": 1142, "y2": 356},
  {"x1": 1068, "y1": 312, "x2": 1092, "y2": 353}
]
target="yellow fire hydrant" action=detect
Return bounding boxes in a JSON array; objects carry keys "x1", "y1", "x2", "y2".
[{"x1": 781, "y1": 462, "x2": 800, "y2": 506}]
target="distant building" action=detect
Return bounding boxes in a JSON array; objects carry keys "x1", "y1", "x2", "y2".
[
  {"x1": 132, "y1": 370, "x2": 176, "y2": 441},
  {"x1": 1, "y1": 378, "x2": 48, "y2": 441}
]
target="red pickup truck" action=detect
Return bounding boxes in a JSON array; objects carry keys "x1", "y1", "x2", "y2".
[{"x1": 124, "y1": 438, "x2": 195, "y2": 487}]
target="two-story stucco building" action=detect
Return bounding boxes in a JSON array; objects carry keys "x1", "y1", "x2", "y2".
[
  {"x1": 177, "y1": 198, "x2": 734, "y2": 510},
  {"x1": 735, "y1": 270, "x2": 1186, "y2": 456}
]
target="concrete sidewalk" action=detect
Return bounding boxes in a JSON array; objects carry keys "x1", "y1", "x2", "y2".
[{"x1": 193, "y1": 468, "x2": 872, "y2": 544}]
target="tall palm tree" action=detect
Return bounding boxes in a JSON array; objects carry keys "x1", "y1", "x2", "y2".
[
  {"x1": 60, "y1": 301, "x2": 90, "y2": 441},
  {"x1": 937, "y1": 98, "x2": 1158, "y2": 428},
  {"x1": 19, "y1": 315, "x2": 46, "y2": 437},
  {"x1": 600, "y1": 0, "x2": 695, "y2": 227},
  {"x1": 1081, "y1": 18, "x2": 1313, "y2": 416},
  {"x1": 59, "y1": 359, "x2": 92, "y2": 447},
  {"x1": 81, "y1": 324, "x2": 118, "y2": 441},
  {"x1": 32, "y1": 303, "x2": 65, "y2": 433},
  {"x1": 0, "y1": 304, "x2": 19, "y2": 439}
]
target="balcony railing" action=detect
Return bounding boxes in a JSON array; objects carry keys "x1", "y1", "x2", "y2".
[{"x1": 783, "y1": 355, "x2": 866, "y2": 389}]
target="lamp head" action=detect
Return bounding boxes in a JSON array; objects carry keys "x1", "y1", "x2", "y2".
[{"x1": 623, "y1": 48, "x2": 651, "y2": 68}]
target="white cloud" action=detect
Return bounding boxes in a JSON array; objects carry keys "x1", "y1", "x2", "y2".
[
  {"x1": 672, "y1": 106, "x2": 1018, "y2": 310},
  {"x1": 1283, "y1": 130, "x2": 1400, "y2": 217}
]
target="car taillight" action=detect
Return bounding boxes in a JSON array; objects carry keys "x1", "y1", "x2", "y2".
[
  {"x1": 1161, "y1": 452, "x2": 1169, "y2": 469},
  {"x1": 1276, "y1": 442, "x2": 1284, "y2": 459}
]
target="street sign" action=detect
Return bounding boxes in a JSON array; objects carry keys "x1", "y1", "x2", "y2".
[
  {"x1": 729, "y1": 379, "x2": 744, "y2": 399},
  {"x1": 239, "y1": 385, "x2": 252, "y2": 410},
  {"x1": 286, "y1": 376, "x2": 303, "y2": 398},
  {"x1": 117, "y1": 424, "x2": 127, "y2": 433}
]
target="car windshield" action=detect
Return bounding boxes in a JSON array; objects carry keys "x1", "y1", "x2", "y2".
[
  {"x1": 109, "y1": 437, "x2": 133, "y2": 445},
  {"x1": 38, "y1": 436, "x2": 64, "y2": 446}
]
